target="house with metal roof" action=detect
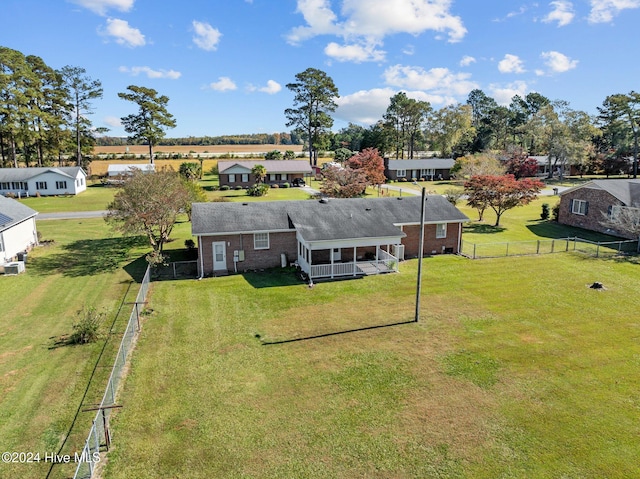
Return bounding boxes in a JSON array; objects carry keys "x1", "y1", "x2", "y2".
[
  {"x1": 192, "y1": 196, "x2": 469, "y2": 280},
  {"x1": 0, "y1": 167, "x2": 87, "y2": 197},
  {"x1": 0, "y1": 195, "x2": 38, "y2": 264},
  {"x1": 558, "y1": 179, "x2": 640, "y2": 238},
  {"x1": 384, "y1": 158, "x2": 455, "y2": 182},
  {"x1": 217, "y1": 160, "x2": 312, "y2": 188}
]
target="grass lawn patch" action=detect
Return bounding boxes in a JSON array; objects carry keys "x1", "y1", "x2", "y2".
[
  {"x1": 0, "y1": 218, "x2": 149, "y2": 479},
  {"x1": 18, "y1": 183, "x2": 116, "y2": 213},
  {"x1": 103, "y1": 253, "x2": 640, "y2": 478}
]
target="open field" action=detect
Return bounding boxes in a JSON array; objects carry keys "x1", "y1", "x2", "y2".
[
  {"x1": 0, "y1": 218, "x2": 149, "y2": 479},
  {"x1": 92, "y1": 144, "x2": 304, "y2": 155},
  {"x1": 102, "y1": 253, "x2": 640, "y2": 478}
]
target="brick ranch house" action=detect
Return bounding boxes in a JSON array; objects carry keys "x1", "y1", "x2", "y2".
[
  {"x1": 384, "y1": 158, "x2": 455, "y2": 182},
  {"x1": 557, "y1": 179, "x2": 640, "y2": 238},
  {"x1": 218, "y1": 160, "x2": 312, "y2": 188},
  {"x1": 192, "y1": 196, "x2": 469, "y2": 280}
]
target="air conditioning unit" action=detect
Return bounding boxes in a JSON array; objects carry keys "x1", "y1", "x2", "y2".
[
  {"x1": 2, "y1": 261, "x2": 25, "y2": 275},
  {"x1": 392, "y1": 244, "x2": 405, "y2": 261}
]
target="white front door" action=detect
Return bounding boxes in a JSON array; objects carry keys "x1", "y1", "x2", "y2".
[
  {"x1": 212, "y1": 242, "x2": 227, "y2": 271},
  {"x1": 331, "y1": 248, "x2": 341, "y2": 261}
]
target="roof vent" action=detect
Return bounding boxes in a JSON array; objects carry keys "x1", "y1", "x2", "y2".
[
  {"x1": 365, "y1": 207, "x2": 371, "y2": 211},
  {"x1": 242, "y1": 202, "x2": 249, "y2": 206},
  {"x1": 397, "y1": 197, "x2": 403, "y2": 200},
  {"x1": 319, "y1": 197, "x2": 329, "y2": 204}
]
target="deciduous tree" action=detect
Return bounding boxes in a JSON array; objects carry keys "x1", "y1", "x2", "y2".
[
  {"x1": 105, "y1": 169, "x2": 190, "y2": 262},
  {"x1": 320, "y1": 165, "x2": 367, "y2": 198},
  {"x1": 118, "y1": 85, "x2": 176, "y2": 164},
  {"x1": 346, "y1": 147, "x2": 386, "y2": 186},
  {"x1": 464, "y1": 174, "x2": 543, "y2": 226}
]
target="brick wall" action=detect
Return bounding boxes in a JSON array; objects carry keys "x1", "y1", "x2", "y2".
[
  {"x1": 402, "y1": 223, "x2": 461, "y2": 257},
  {"x1": 558, "y1": 187, "x2": 623, "y2": 236},
  {"x1": 199, "y1": 232, "x2": 298, "y2": 275}
]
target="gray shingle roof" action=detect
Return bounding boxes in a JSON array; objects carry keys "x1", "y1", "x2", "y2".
[
  {"x1": 0, "y1": 166, "x2": 85, "y2": 181},
  {"x1": 218, "y1": 160, "x2": 312, "y2": 174},
  {"x1": 0, "y1": 196, "x2": 38, "y2": 232},
  {"x1": 192, "y1": 196, "x2": 469, "y2": 242},
  {"x1": 562, "y1": 179, "x2": 640, "y2": 206},
  {"x1": 386, "y1": 158, "x2": 454, "y2": 170}
]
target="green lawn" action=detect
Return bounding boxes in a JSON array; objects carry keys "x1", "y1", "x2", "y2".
[
  {"x1": 102, "y1": 253, "x2": 640, "y2": 479},
  {"x1": 0, "y1": 218, "x2": 148, "y2": 479},
  {"x1": 18, "y1": 183, "x2": 116, "y2": 213}
]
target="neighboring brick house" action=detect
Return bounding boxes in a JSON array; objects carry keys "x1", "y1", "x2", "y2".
[
  {"x1": 218, "y1": 160, "x2": 312, "y2": 188},
  {"x1": 384, "y1": 158, "x2": 455, "y2": 182},
  {"x1": 557, "y1": 179, "x2": 640, "y2": 238},
  {"x1": 192, "y1": 196, "x2": 469, "y2": 280}
]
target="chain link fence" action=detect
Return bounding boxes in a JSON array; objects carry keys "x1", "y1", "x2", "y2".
[
  {"x1": 72, "y1": 266, "x2": 151, "y2": 479},
  {"x1": 461, "y1": 237, "x2": 637, "y2": 259}
]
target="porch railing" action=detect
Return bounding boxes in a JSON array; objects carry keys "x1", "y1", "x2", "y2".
[{"x1": 307, "y1": 247, "x2": 398, "y2": 279}]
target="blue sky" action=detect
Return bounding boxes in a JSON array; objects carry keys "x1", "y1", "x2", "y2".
[{"x1": 3, "y1": 0, "x2": 640, "y2": 138}]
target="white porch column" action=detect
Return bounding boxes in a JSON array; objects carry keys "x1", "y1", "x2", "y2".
[
  {"x1": 330, "y1": 247, "x2": 334, "y2": 279},
  {"x1": 353, "y1": 246, "x2": 357, "y2": 276}
]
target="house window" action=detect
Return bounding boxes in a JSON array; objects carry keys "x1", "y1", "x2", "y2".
[
  {"x1": 241, "y1": 173, "x2": 249, "y2": 182},
  {"x1": 571, "y1": 199, "x2": 588, "y2": 215},
  {"x1": 36, "y1": 181, "x2": 47, "y2": 190},
  {"x1": 254, "y1": 232, "x2": 269, "y2": 250},
  {"x1": 56, "y1": 181, "x2": 67, "y2": 189},
  {"x1": 396, "y1": 169, "x2": 406, "y2": 178},
  {"x1": 269, "y1": 173, "x2": 277, "y2": 181},
  {"x1": 0, "y1": 182, "x2": 8, "y2": 189},
  {"x1": 228, "y1": 174, "x2": 236, "y2": 183},
  {"x1": 436, "y1": 223, "x2": 447, "y2": 239}
]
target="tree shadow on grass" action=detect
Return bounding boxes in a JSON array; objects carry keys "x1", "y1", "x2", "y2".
[
  {"x1": 29, "y1": 235, "x2": 148, "y2": 279},
  {"x1": 463, "y1": 223, "x2": 506, "y2": 234}
]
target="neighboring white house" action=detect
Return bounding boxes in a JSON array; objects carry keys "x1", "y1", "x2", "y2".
[
  {"x1": 0, "y1": 195, "x2": 38, "y2": 264},
  {"x1": 107, "y1": 163, "x2": 156, "y2": 177},
  {"x1": 0, "y1": 167, "x2": 87, "y2": 197}
]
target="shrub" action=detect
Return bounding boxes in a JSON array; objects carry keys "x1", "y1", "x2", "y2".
[
  {"x1": 411, "y1": 177, "x2": 418, "y2": 182},
  {"x1": 234, "y1": 185, "x2": 243, "y2": 190},
  {"x1": 541, "y1": 203, "x2": 550, "y2": 220},
  {"x1": 282, "y1": 182, "x2": 290, "y2": 188},
  {"x1": 247, "y1": 184, "x2": 269, "y2": 197},
  {"x1": 444, "y1": 188, "x2": 464, "y2": 206},
  {"x1": 70, "y1": 307, "x2": 104, "y2": 345},
  {"x1": 552, "y1": 202, "x2": 560, "y2": 221},
  {"x1": 271, "y1": 183, "x2": 279, "y2": 188},
  {"x1": 399, "y1": 177, "x2": 408, "y2": 182},
  {"x1": 220, "y1": 185, "x2": 230, "y2": 191}
]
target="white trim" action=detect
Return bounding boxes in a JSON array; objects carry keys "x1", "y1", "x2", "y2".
[
  {"x1": 572, "y1": 199, "x2": 587, "y2": 215},
  {"x1": 254, "y1": 232, "x2": 270, "y2": 249},
  {"x1": 436, "y1": 223, "x2": 447, "y2": 239}
]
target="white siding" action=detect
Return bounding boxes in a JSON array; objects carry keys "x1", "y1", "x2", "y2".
[{"x1": 1, "y1": 218, "x2": 37, "y2": 263}]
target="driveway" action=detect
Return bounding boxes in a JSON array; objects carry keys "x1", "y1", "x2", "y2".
[{"x1": 37, "y1": 210, "x2": 107, "y2": 220}]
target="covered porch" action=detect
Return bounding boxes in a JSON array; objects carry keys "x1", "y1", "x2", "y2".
[{"x1": 296, "y1": 236, "x2": 402, "y2": 280}]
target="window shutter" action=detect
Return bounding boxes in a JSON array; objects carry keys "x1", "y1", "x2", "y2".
[
  {"x1": 570, "y1": 199, "x2": 574, "y2": 212},
  {"x1": 585, "y1": 201, "x2": 589, "y2": 215},
  {"x1": 607, "y1": 205, "x2": 612, "y2": 218}
]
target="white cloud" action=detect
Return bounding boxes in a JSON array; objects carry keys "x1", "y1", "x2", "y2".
[
  {"x1": 209, "y1": 77, "x2": 237, "y2": 92},
  {"x1": 383, "y1": 64, "x2": 478, "y2": 97},
  {"x1": 68, "y1": 0, "x2": 134, "y2": 16},
  {"x1": 336, "y1": 87, "x2": 458, "y2": 125},
  {"x1": 543, "y1": 1, "x2": 575, "y2": 26},
  {"x1": 541, "y1": 50, "x2": 578, "y2": 73},
  {"x1": 488, "y1": 81, "x2": 529, "y2": 105},
  {"x1": 119, "y1": 66, "x2": 181, "y2": 79},
  {"x1": 192, "y1": 20, "x2": 222, "y2": 51},
  {"x1": 589, "y1": 0, "x2": 640, "y2": 23},
  {"x1": 100, "y1": 18, "x2": 145, "y2": 47},
  {"x1": 459, "y1": 55, "x2": 476, "y2": 67},
  {"x1": 287, "y1": 0, "x2": 467, "y2": 62},
  {"x1": 247, "y1": 80, "x2": 282, "y2": 94},
  {"x1": 498, "y1": 54, "x2": 526, "y2": 74},
  {"x1": 324, "y1": 41, "x2": 385, "y2": 63},
  {"x1": 103, "y1": 116, "x2": 122, "y2": 128}
]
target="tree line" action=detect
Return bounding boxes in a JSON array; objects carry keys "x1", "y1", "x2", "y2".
[{"x1": 2, "y1": 45, "x2": 638, "y2": 178}]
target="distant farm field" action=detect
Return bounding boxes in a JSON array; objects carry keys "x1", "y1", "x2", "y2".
[{"x1": 92, "y1": 144, "x2": 304, "y2": 155}]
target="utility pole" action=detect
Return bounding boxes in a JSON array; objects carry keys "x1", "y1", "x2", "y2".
[{"x1": 415, "y1": 187, "x2": 426, "y2": 322}]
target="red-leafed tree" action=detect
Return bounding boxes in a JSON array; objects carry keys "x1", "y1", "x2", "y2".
[
  {"x1": 464, "y1": 174, "x2": 544, "y2": 226},
  {"x1": 346, "y1": 147, "x2": 386, "y2": 186},
  {"x1": 320, "y1": 165, "x2": 368, "y2": 198},
  {"x1": 505, "y1": 156, "x2": 540, "y2": 179}
]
